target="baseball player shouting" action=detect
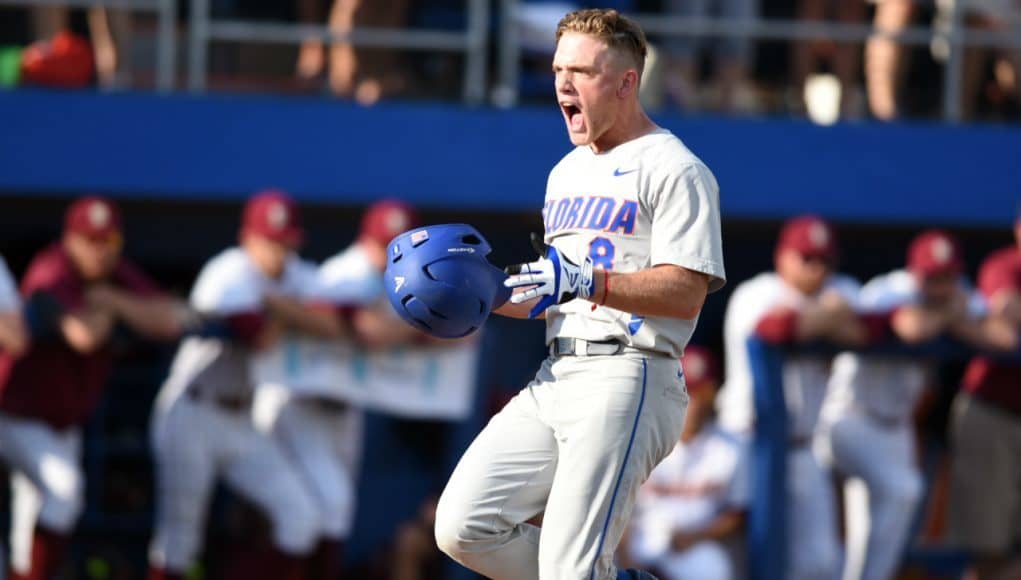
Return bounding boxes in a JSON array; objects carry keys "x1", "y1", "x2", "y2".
[
  {"x1": 0, "y1": 197, "x2": 185, "y2": 580},
  {"x1": 716, "y1": 215, "x2": 866, "y2": 580},
  {"x1": 817, "y1": 230, "x2": 991, "y2": 580},
  {"x1": 622, "y1": 346, "x2": 749, "y2": 580},
  {"x1": 0, "y1": 254, "x2": 27, "y2": 356},
  {"x1": 148, "y1": 191, "x2": 339, "y2": 580},
  {"x1": 433, "y1": 9, "x2": 726, "y2": 580}
]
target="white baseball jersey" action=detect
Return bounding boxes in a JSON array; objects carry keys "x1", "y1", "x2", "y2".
[
  {"x1": 823, "y1": 270, "x2": 987, "y2": 424},
  {"x1": 0, "y1": 255, "x2": 19, "y2": 312},
  {"x1": 717, "y1": 271, "x2": 861, "y2": 438},
  {"x1": 543, "y1": 128, "x2": 726, "y2": 359},
  {"x1": 629, "y1": 424, "x2": 748, "y2": 563},
  {"x1": 160, "y1": 247, "x2": 319, "y2": 403}
]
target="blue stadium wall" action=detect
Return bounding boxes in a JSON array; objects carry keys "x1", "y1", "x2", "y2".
[{"x1": 0, "y1": 89, "x2": 1018, "y2": 576}]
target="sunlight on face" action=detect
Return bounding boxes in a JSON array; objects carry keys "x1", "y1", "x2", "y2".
[{"x1": 552, "y1": 33, "x2": 630, "y2": 150}]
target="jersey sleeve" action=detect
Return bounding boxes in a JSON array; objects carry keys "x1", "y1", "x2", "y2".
[
  {"x1": 190, "y1": 253, "x2": 263, "y2": 315},
  {"x1": 856, "y1": 273, "x2": 911, "y2": 314},
  {"x1": 318, "y1": 253, "x2": 384, "y2": 306},
  {"x1": 20, "y1": 248, "x2": 83, "y2": 311},
  {"x1": 646, "y1": 163, "x2": 726, "y2": 292},
  {"x1": 0, "y1": 255, "x2": 19, "y2": 312}
]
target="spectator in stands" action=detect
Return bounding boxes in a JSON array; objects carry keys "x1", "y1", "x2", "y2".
[
  {"x1": 817, "y1": 230, "x2": 998, "y2": 580},
  {"x1": 148, "y1": 191, "x2": 336, "y2": 580},
  {"x1": 936, "y1": 0, "x2": 1021, "y2": 120},
  {"x1": 29, "y1": 6, "x2": 129, "y2": 87},
  {"x1": 791, "y1": 0, "x2": 867, "y2": 118},
  {"x1": 948, "y1": 213, "x2": 1021, "y2": 580},
  {"x1": 620, "y1": 345, "x2": 748, "y2": 580},
  {"x1": 0, "y1": 255, "x2": 27, "y2": 356},
  {"x1": 0, "y1": 196, "x2": 185, "y2": 580},
  {"x1": 661, "y1": 0, "x2": 761, "y2": 113},
  {"x1": 865, "y1": 0, "x2": 917, "y2": 120},
  {"x1": 716, "y1": 215, "x2": 867, "y2": 580},
  {"x1": 295, "y1": 0, "x2": 411, "y2": 104}
]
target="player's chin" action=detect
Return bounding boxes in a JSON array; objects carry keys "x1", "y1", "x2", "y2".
[{"x1": 564, "y1": 127, "x2": 592, "y2": 146}]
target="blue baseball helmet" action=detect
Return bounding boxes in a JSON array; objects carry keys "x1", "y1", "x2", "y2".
[{"x1": 385, "y1": 224, "x2": 511, "y2": 339}]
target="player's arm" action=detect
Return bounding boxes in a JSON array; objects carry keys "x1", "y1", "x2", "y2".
[
  {"x1": 671, "y1": 508, "x2": 747, "y2": 551},
  {"x1": 493, "y1": 289, "x2": 545, "y2": 320},
  {"x1": 86, "y1": 284, "x2": 190, "y2": 340},
  {"x1": 592, "y1": 264, "x2": 709, "y2": 320},
  {"x1": 60, "y1": 306, "x2": 116, "y2": 353},
  {"x1": 262, "y1": 293, "x2": 344, "y2": 339},
  {"x1": 0, "y1": 310, "x2": 28, "y2": 356}
]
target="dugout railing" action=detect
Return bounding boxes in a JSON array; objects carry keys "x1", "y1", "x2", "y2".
[
  {"x1": 495, "y1": 0, "x2": 1021, "y2": 121},
  {"x1": 746, "y1": 336, "x2": 1021, "y2": 580}
]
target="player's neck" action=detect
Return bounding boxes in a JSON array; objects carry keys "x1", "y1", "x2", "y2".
[{"x1": 589, "y1": 108, "x2": 656, "y2": 154}]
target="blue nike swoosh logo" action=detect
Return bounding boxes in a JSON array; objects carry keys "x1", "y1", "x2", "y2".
[{"x1": 613, "y1": 168, "x2": 638, "y2": 177}]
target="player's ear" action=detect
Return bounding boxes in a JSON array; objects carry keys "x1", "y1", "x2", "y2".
[{"x1": 618, "y1": 70, "x2": 637, "y2": 98}]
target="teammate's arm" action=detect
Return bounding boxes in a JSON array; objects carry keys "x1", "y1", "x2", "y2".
[
  {"x1": 263, "y1": 293, "x2": 343, "y2": 339},
  {"x1": 671, "y1": 508, "x2": 747, "y2": 551},
  {"x1": 592, "y1": 264, "x2": 709, "y2": 320},
  {"x1": 0, "y1": 311, "x2": 28, "y2": 355},
  {"x1": 86, "y1": 284, "x2": 189, "y2": 340},
  {"x1": 61, "y1": 306, "x2": 116, "y2": 353}
]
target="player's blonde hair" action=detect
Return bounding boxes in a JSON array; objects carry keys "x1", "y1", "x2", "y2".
[{"x1": 555, "y1": 9, "x2": 648, "y2": 75}]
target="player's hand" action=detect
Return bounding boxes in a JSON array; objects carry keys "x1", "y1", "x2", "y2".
[
  {"x1": 503, "y1": 233, "x2": 595, "y2": 319},
  {"x1": 670, "y1": 530, "x2": 701, "y2": 552}
]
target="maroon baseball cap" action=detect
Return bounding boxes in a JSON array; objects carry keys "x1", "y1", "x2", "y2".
[
  {"x1": 241, "y1": 189, "x2": 304, "y2": 246},
  {"x1": 360, "y1": 199, "x2": 420, "y2": 246},
  {"x1": 908, "y1": 230, "x2": 963, "y2": 279},
  {"x1": 681, "y1": 345, "x2": 720, "y2": 392},
  {"x1": 64, "y1": 196, "x2": 122, "y2": 239},
  {"x1": 776, "y1": 215, "x2": 838, "y2": 261}
]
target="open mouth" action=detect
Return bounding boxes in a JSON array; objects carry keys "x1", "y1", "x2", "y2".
[{"x1": 561, "y1": 102, "x2": 584, "y2": 132}]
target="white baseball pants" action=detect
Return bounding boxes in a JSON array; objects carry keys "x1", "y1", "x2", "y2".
[{"x1": 434, "y1": 352, "x2": 688, "y2": 580}]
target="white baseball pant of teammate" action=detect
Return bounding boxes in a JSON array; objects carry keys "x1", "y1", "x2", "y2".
[
  {"x1": 718, "y1": 270, "x2": 862, "y2": 580},
  {"x1": 433, "y1": 13, "x2": 726, "y2": 579},
  {"x1": 816, "y1": 268, "x2": 987, "y2": 580},
  {"x1": 149, "y1": 247, "x2": 320, "y2": 576},
  {"x1": 252, "y1": 241, "x2": 380, "y2": 548},
  {"x1": 628, "y1": 423, "x2": 749, "y2": 580}
]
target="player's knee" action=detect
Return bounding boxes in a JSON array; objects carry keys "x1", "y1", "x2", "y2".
[
  {"x1": 879, "y1": 472, "x2": 924, "y2": 507},
  {"x1": 317, "y1": 486, "x2": 355, "y2": 538},
  {"x1": 268, "y1": 490, "x2": 320, "y2": 555},
  {"x1": 433, "y1": 502, "x2": 476, "y2": 562}
]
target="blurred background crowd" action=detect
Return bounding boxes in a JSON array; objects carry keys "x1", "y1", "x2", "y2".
[
  {"x1": 0, "y1": 0, "x2": 1020, "y2": 121},
  {"x1": 0, "y1": 1, "x2": 1019, "y2": 580}
]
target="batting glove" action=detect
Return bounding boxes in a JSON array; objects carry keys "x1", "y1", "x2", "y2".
[{"x1": 504, "y1": 233, "x2": 595, "y2": 319}]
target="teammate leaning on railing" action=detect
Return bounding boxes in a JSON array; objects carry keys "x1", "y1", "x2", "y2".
[
  {"x1": 815, "y1": 229, "x2": 999, "y2": 580},
  {"x1": 947, "y1": 213, "x2": 1021, "y2": 580},
  {"x1": 0, "y1": 197, "x2": 188, "y2": 580},
  {"x1": 716, "y1": 214, "x2": 865, "y2": 580}
]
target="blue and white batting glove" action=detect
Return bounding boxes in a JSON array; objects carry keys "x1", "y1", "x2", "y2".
[{"x1": 504, "y1": 233, "x2": 595, "y2": 319}]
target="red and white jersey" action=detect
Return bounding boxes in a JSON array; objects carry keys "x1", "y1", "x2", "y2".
[
  {"x1": 542, "y1": 128, "x2": 726, "y2": 359},
  {"x1": 160, "y1": 247, "x2": 318, "y2": 403},
  {"x1": 824, "y1": 269, "x2": 986, "y2": 424},
  {"x1": 630, "y1": 423, "x2": 749, "y2": 561},
  {"x1": 717, "y1": 271, "x2": 861, "y2": 438},
  {"x1": 0, "y1": 255, "x2": 18, "y2": 312}
]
